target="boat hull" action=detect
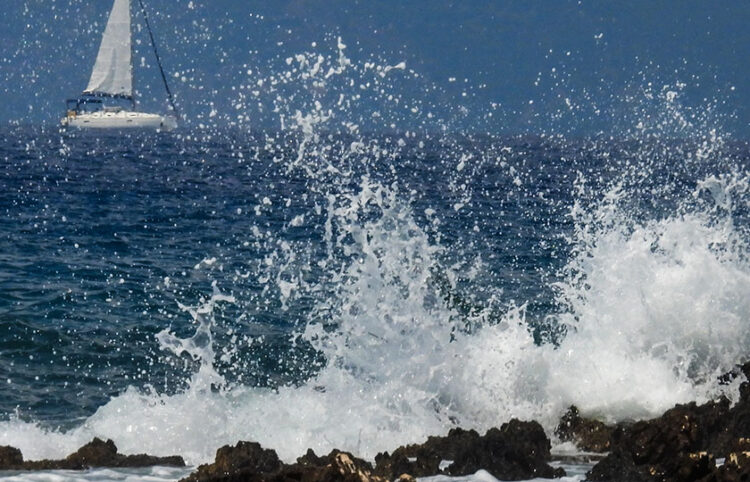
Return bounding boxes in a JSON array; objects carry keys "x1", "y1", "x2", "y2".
[{"x1": 61, "y1": 111, "x2": 176, "y2": 131}]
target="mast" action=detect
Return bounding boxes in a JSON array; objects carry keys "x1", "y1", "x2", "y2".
[
  {"x1": 136, "y1": 0, "x2": 180, "y2": 120},
  {"x1": 129, "y1": 0, "x2": 136, "y2": 109}
]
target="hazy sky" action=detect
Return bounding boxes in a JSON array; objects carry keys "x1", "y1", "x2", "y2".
[{"x1": 1, "y1": 0, "x2": 748, "y2": 136}]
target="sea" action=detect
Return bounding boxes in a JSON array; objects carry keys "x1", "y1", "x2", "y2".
[{"x1": 1, "y1": 48, "x2": 749, "y2": 482}]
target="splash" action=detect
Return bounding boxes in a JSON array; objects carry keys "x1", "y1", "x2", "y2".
[
  {"x1": 544, "y1": 172, "x2": 750, "y2": 422},
  {"x1": 1, "y1": 38, "x2": 749, "y2": 469}
]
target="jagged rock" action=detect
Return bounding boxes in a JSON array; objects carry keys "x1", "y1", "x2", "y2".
[
  {"x1": 297, "y1": 448, "x2": 329, "y2": 467},
  {"x1": 707, "y1": 401, "x2": 750, "y2": 456},
  {"x1": 321, "y1": 450, "x2": 386, "y2": 482},
  {"x1": 181, "y1": 444, "x2": 385, "y2": 482},
  {"x1": 374, "y1": 428, "x2": 478, "y2": 479},
  {"x1": 394, "y1": 475, "x2": 415, "y2": 482},
  {"x1": 0, "y1": 445, "x2": 23, "y2": 469},
  {"x1": 703, "y1": 452, "x2": 750, "y2": 482},
  {"x1": 68, "y1": 438, "x2": 184, "y2": 469},
  {"x1": 400, "y1": 427, "x2": 480, "y2": 461},
  {"x1": 586, "y1": 450, "x2": 652, "y2": 482},
  {"x1": 586, "y1": 397, "x2": 740, "y2": 482},
  {"x1": 0, "y1": 438, "x2": 184, "y2": 471},
  {"x1": 67, "y1": 437, "x2": 119, "y2": 467},
  {"x1": 374, "y1": 446, "x2": 441, "y2": 479},
  {"x1": 374, "y1": 422, "x2": 564, "y2": 480},
  {"x1": 448, "y1": 420, "x2": 565, "y2": 480},
  {"x1": 182, "y1": 441, "x2": 282, "y2": 481},
  {"x1": 718, "y1": 361, "x2": 750, "y2": 387},
  {"x1": 116, "y1": 452, "x2": 186, "y2": 468},
  {"x1": 555, "y1": 405, "x2": 614, "y2": 452}
]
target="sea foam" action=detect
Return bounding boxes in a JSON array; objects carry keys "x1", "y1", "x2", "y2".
[{"x1": 1, "y1": 40, "x2": 748, "y2": 469}]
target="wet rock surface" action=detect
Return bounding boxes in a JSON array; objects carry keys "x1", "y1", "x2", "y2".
[
  {"x1": 445, "y1": 420, "x2": 565, "y2": 480},
  {"x1": 555, "y1": 405, "x2": 615, "y2": 453},
  {"x1": 0, "y1": 446, "x2": 23, "y2": 468},
  {"x1": 0, "y1": 437, "x2": 185, "y2": 471},
  {"x1": 181, "y1": 441, "x2": 282, "y2": 481},
  {"x1": 181, "y1": 444, "x2": 385, "y2": 482},
  {"x1": 588, "y1": 360, "x2": 750, "y2": 481},
  {"x1": 377, "y1": 420, "x2": 565, "y2": 481},
  {"x1": 374, "y1": 427, "x2": 478, "y2": 479},
  {"x1": 7, "y1": 362, "x2": 750, "y2": 482},
  {"x1": 181, "y1": 420, "x2": 564, "y2": 482}
]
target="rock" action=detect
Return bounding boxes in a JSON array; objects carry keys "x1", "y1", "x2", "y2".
[
  {"x1": 374, "y1": 446, "x2": 441, "y2": 479},
  {"x1": 181, "y1": 444, "x2": 385, "y2": 482},
  {"x1": 0, "y1": 445, "x2": 23, "y2": 469},
  {"x1": 182, "y1": 441, "x2": 281, "y2": 481},
  {"x1": 66, "y1": 438, "x2": 119, "y2": 467},
  {"x1": 321, "y1": 450, "x2": 385, "y2": 482},
  {"x1": 586, "y1": 449, "x2": 652, "y2": 482},
  {"x1": 374, "y1": 421, "x2": 564, "y2": 480},
  {"x1": 374, "y1": 428, "x2": 479, "y2": 479},
  {"x1": 448, "y1": 420, "x2": 565, "y2": 480},
  {"x1": 115, "y1": 452, "x2": 186, "y2": 468},
  {"x1": 394, "y1": 475, "x2": 415, "y2": 482},
  {"x1": 0, "y1": 438, "x2": 184, "y2": 472},
  {"x1": 718, "y1": 361, "x2": 750, "y2": 387},
  {"x1": 586, "y1": 399, "x2": 734, "y2": 482},
  {"x1": 707, "y1": 398, "x2": 750, "y2": 456},
  {"x1": 67, "y1": 438, "x2": 185, "y2": 469},
  {"x1": 406, "y1": 427, "x2": 481, "y2": 461},
  {"x1": 296, "y1": 448, "x2": 330, "y2": 467},
  {"x1": 555, "y1": 405, "x2": 614, "y2": 452},
  {"x1": 705, "y1": 452, "x2": 750, "y2": 482}
]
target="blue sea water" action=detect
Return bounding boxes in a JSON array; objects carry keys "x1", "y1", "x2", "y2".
[
  {"x1": 1, "y1": 48, "x2": 750, "y2": 480},
  {"x1": 0, "y1": 127, "x2": 568, "y2": 422},
  {"x1": 1, "y1": 123, "x2": 748, "y2": 470}
]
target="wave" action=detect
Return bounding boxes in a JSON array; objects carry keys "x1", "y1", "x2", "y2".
[{"x1": 1, "y1": 39, "x2": 748, "y2": 467}]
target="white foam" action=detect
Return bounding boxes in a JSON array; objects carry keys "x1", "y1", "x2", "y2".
[
  {"x1": 1, "y1": 42, "x2": 748, "y2": 472},
  {"x1": 5, "y1": 168, "x2": 747, "y2": 466}
]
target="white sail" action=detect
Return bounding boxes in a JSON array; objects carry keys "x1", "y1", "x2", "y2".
[{"x1": 84, "y1": 0, "x2": 132, "y2": 98}]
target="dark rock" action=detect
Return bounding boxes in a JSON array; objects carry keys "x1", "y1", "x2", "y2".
[
  {"x1": 181, "y1": 444, "x2": 385, "y2": 482},
  {"x1": 182, "y1": 441, "x2": 282, "y2": 481},
  {"x1": 374, "y1": 421, "x2": 564, "y2": 480},
  {"x1": 448, "y1": 420, "x2": 565, "y2": 480},
  {"x1": 587, "y1": 449, "x2": 652, "y2": 482},
  {"x1": 69, "y1": 438, "x2": 185, "y2": 469},
  {"x1": 373, "y1": 427, "x2": 479, "y2": 479},
  {"x1": 374, "y1": 446, "x2": 441, "y2": 479},
  {"x1": 296, "y1": 448, "x2": 330, "y2": 467},
  {"x1": 0, "y1": 438, "x2": 184, "y2": 472},
  {"x1": 0, "y1": 445, "x2": 23, "y2": 469},
  {"x1": 555, "y1": 405, "x2": 614, "y2": 452},
  {"x1": 213, "y1": 441, "x2": 282, "y2": 475},
  {"x1": 587, "y1": 399, "x2": 735, "y2": 482},
  {"x1": 116, "y1": 453, "x2": 186, "y2": 468},
  {"x1": 718, "y1": 361, "x2": 750, "y2": 387},
  {"x1": 405, "y1": 427, "x2": 480, "y2": 461},
  {"x1": 707, "y1": 398, "x2": 750, "y2": 456},
  {"x1": 296, "y1": 449, "x2": 384, "y2": 482},
  {"x1": 701, "y1": 452, "x2": 750, "y2": 482},
  {"x1": 66, "y1": 438, "x2": 119, "y2": 467}
]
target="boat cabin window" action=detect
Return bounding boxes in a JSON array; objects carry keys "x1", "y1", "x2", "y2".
[
  {"x1": 78, "y1": 99, "x2": 104, "y2": 113},
  {"x1": 66, "y1": 98, "x2": 105, "y2": 113}
]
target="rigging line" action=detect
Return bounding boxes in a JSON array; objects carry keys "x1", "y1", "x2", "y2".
[{"x1": 136, "y1": 0, "x2": 180, "y2": 120}]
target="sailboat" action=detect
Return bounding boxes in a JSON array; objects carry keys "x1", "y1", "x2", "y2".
[{"x1": 61, "y1": 0, "x2": 178, "y2": 130}]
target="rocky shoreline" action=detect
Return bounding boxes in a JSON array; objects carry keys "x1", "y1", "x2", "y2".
[
  {"x1": 3, "y1": 363, "x2": 750, "y2": 481},
  {"x1": 0, "y1": 437, "x2": 185, "y2": 471}
]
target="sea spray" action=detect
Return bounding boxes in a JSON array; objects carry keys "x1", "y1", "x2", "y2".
[
  {"x1": 544, "y1": 171, "x2": 750, "y2": 423},
  {"x1": 0, "y1": 38, "x2": 748, "y2": 470}
]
